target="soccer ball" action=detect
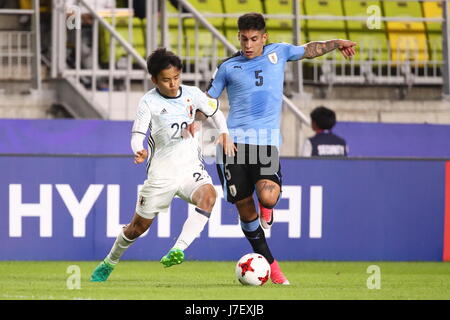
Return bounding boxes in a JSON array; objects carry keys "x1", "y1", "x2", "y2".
[{"x1": 235, "y1": 253, "x2": 271, "y2": 286}]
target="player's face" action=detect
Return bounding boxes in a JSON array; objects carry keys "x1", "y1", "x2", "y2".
[
  {"x1": 238, "y1": 29, "x2": 267, "y2": 59},
  {"x1": 153, "y1": 66, "x2": 181, "y2": 97}
]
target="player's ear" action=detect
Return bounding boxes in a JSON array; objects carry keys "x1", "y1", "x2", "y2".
[
  {"x1": 151, "y1": 76, "x2": 157, "y2": 85},
  {"x1": 262, "y1": 32, "x2": 268, "y2": 43}
]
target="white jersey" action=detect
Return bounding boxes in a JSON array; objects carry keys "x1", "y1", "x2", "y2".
[{"x1": 132, "y1": 85, "x2": 219, "y2": 177}]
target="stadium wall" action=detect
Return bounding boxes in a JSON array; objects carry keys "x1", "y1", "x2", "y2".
[
  {"x1": 2, "y1": 119, "x2": 450, "y2": 158},
  {"x1": 0, "y1": 155, "x2": 448, "y2": 261},
  {"x1": 0, "y1": 119, "x2": 449, "y2": 261}
]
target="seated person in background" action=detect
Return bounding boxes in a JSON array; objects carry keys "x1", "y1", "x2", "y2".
[{"x1": 301, "y1": 106, "x2": 348, "y2": 157}]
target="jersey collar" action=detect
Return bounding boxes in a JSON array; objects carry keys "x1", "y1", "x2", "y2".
[{"x1": 156, "y1": 86, "x2": 183, "y2": 99}]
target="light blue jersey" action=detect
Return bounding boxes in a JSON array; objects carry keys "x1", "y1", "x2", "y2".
[{"x1": 207, "y1": 43, "x2": 305, "y2": 147}]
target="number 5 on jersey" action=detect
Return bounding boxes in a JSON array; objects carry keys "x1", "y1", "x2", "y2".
[{"x1": 255, "y1": 70, "x2": 263, "y2": 87}]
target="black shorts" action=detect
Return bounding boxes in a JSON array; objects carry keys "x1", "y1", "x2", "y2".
[{"x1": 216, "y1": 143, "x2": 282, "y2": 204}]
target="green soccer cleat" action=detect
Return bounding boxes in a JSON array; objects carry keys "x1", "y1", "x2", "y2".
[
  {"x1": 160, "y1": 248, "x2": 185, "y2": 268},
  {"x1": 90, "y1": 260, "x2": 115, "y2": 282}
]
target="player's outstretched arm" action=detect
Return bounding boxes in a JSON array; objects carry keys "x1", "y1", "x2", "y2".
[{"x1": 303, "y1": 39, "x2": 356, "y2": 60}]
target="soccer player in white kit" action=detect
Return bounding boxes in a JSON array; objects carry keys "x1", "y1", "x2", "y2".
[{"x1": 90, "y1": 48, "x2": 235, "y2": 282}]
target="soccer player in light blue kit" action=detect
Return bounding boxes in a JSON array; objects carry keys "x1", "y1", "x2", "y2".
[{"x1": 206, "y1": 13, "x2": 356, "y2": 284}]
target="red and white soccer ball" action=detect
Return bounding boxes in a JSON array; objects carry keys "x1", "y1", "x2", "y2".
[{"x1": 235, "y1": 253, "x2": 271, "y2": 286}]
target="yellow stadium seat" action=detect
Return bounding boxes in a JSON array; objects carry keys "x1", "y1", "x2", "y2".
[
  {"x1": 20, "y1": 0, "x2": 50, "y2": 12},
  {"x1": 422, "y1": 1, "x2": 443, "y2": 32},
  {"x1": 383, "y1": 0, "x2": 428, "y2": 62},
  {"x1": 422, "y1": 1, "x2": 446, "y2": 61}
]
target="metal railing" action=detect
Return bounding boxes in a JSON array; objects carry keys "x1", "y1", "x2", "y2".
[
  {"x1": 51, "y1": 0, "x2": 155, "y2": 119},
  {"x1": 165, "y1": 1, "x2": 448, "y2": 91},
  {"x1": 0, "y1": 0, "x2": 41, "y2": 90},
  {"x1": 168, "y1": 0, "x2": 311, "y2": 126},
  {"x1": 0, "y1": 31, "x2": 33, "y2": 80},
  {"x1": 47, "y1": 0, "x2": 450, "y2": 120}
]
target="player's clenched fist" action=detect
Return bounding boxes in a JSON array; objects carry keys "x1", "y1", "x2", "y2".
[{"x1": 134, "y1": 149, "x2": 148, "y2": 164}]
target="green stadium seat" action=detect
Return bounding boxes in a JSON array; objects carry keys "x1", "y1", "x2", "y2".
[
  {"x1": 342, "y1": 0, "x2": 389, "y2": 62},
  {"x1": 427, "y1": 33, "x2": 442, "y2": 62},
  {"x1": 224, "y1": 0, "x2": 264, "y2": 47},
  {"x1": 166, "y1": 0, "x2": 186, "y2": 28},
  {"x1": 184, "y1": 0, "x2": 225, "y2": 29},
  {"x1": 383, "y1": 0, "x2": 428, "y2": 62},
  {"x1": 264, "y1": 0, "x2": 307, "y2": 44},
  {"x1": 165, "y1": 3, "x2": 191, "y2": 59},
  {"x1": 224, "y1": 0, "x2": 264, "y2": 17},
  {"x1": 99, "y1": 17, "x2": 147, "y2": 64},
  {"x1": 303, "y1": 0, "x2": 347, "y2": 60},
  {"x1": 303, "y1": 0, "x2": 346, "y2": 31},
  {"x1": 166, "y1": 1, "x2": 228, "y2": 60},
  {"x1": 184, "y1": 0, "x2": 227, "y2": 58},
  {"x1": 184, "y1": 26, "x2": 230, "y2": 60},
  {"x1": 224, "y1": 0, "x2": 264, "y2": 28}
]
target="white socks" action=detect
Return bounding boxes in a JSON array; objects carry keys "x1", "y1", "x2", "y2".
[
  {"x1": 105, "y1": 230, "x2": 136, "y2": 265},
  {"x1": 104, "y1": 207, "x2": 211, "y2": 264},
  {"x1": 173, "y1": 207, "x2": 211, "y2": 251}
]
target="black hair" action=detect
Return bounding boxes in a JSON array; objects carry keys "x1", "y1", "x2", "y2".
[
  {"x1": 237, "y1": 12, "x2": 266, "y2": 32},
  {"x1": 146, "y1": 48, "x2": 183, "y2": 78},
  {"x1": 310, "y1": 106, "x2": 337, "y2": 130}
]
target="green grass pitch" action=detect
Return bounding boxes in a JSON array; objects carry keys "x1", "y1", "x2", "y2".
[{"x1": 0, "y1": 261, "x2": 449, "y2": 300}]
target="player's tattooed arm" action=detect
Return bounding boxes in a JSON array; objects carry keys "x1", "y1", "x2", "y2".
[{"x1": 303, "y1": 39, "x2": 356, "y2": 59}]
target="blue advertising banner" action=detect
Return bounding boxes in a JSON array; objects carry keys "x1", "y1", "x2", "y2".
[
  {"x1": 0, "y1": 156, "x2": 446, "y2": 261},
  {"x1": 2, "y1": 119, "x2": 450, "y2": 158}
]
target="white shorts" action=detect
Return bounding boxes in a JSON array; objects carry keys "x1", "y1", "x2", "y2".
[{"x1": 135, "y1": 163, "x2": 213, "y2": 219}]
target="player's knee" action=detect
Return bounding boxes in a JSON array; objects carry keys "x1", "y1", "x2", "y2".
[
  {"x1": 126, "y1": 221, "x2": 150, "y2": 239},
  {"x1": 257, "y1": 181, "x2": 280, "y2": 206},
  {"x1": 258, "y1": 193, "x2": 278, "y2": 209},
  {"x1": 198, "y1": 191, "x2": 216, "y2": 212}
]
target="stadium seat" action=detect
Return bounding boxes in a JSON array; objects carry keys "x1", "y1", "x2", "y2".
[
  {"x1": 223, "y1": 0, "x2": 265, "y2": 48},
  {"x1": 264, "y1": 0, "x2": 307, "y2": 45},
  {"x1": 303, "y1": 0, "x2": 348, "y2": 60},
  {"x1": 162, "y1": 3, "x2": 193, "y2": 59},
  {"x1": 19, "y1": 0, "x2": 50, "y2": 12},
  {"x1": 422, "y1": 1, "x2": 444, "y2": 61},
  {"x1": 343, "y1": 0, "x2": 389, "y2": 62},
  {"x1": 224, "y1": 0, "x2": 264, "y2": 18},
  {"x1": 422, "y1": 1, "x2": 443, "y2": 32},
  {"x1": 184, "y1": 0, "x2": 226, "y2": 29},
  {"x1": 167, "y1": 0, "x2": 228, "y2": 61},
  {"x1": 383, "y1": 0, "x2": 428, "y2": 62},
  {"x1": 185, "y1": 0, "x2": 228, "y2": 59},
  {"x1": 99, "y1": 17, "x2": 147, "y2": 64}
]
